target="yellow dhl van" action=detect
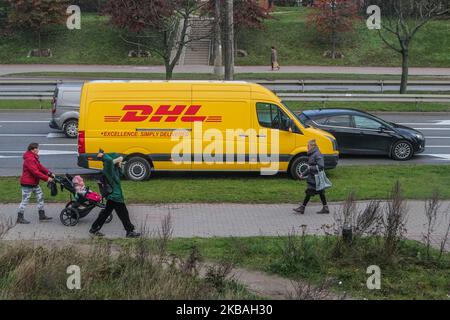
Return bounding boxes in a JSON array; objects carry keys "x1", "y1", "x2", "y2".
[{"x1": 77, "y1": 81, "x2": 339, "y2": 181}]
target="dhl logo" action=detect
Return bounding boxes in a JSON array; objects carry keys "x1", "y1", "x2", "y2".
[{"x1": 104, "y1": 105, "x2": 222, "y2": 123}]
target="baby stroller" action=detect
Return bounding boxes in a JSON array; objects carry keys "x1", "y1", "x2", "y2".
[{"x1": 51, "y1": 174, "x2": 113, "y2": 227}]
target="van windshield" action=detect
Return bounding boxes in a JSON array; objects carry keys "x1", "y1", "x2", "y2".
[{"x1": 281, "y1": 102, "x2": 310, "y2": 128}]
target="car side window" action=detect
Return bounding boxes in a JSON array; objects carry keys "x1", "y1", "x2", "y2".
[
  {"x1": 354, "y1": 115, "x2": 383, "y2": 130},
  {"x1": 256, "y1": 103, "x2": 273, "y2": 128},
  {"x1": 313, "y1": 117, "x2": 328, "y2": 125},
  {"x1": 324, "y1": 115, "x2": 351, "y2": 127},
  {"x1": 256, "y1": 103, "x2": 292, "y2": 131}
]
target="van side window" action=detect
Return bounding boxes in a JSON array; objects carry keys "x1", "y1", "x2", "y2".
[{"x1": 256, "y1": 103, "x2": 292, "y2": 131}]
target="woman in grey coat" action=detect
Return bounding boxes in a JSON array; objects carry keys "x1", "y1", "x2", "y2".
[{"x1": 293, "y1": 140, "x2": 330, "y2": 215}]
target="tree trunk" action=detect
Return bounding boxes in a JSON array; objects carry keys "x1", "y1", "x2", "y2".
[
  {"x1": 400, "y1": 50, "x2": 409, "y2": 94},
  {"x1": 224, "y1": 0, "x2": 234, "y2": 80},
  {"x1": 213, "y1": 0, "x2": 223, "y2": 76},
  {"x1": 38, "y1": 30, "x2": 42, "y2": 57},
  {"x1": 165, "y1": 59, "x2": 173, "y2": 80}
]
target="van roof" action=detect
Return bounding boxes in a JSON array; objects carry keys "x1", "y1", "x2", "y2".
[
  {"x1": 83, "y1": 80, "x2": 280, "y2": 102},
  {"x1": 88, "y1": 80, "x2": 250, "y2": 84}
]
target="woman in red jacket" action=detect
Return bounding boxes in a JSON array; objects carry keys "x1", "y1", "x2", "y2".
[{"x1": 17, "y1": 143, "x2": 54, "y2": 224}]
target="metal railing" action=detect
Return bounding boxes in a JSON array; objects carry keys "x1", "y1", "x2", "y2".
[
  {"x1": 0, "y1": 79, "x2": 449, "y2": 103},
  {"x1": 278, "y1": 93, "x2": 450, "y2": 103}
]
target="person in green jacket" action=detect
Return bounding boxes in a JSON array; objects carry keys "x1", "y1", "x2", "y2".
[{"x1": 89, "y1": 151, "x2": 140, "y2": 238}]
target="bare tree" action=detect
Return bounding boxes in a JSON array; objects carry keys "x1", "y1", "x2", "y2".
[
  {"x1": 376, "y1": 0, "x2": 449, "y2": 93},
  {"x1": 383, "y1": 181, "x2": 408, "y2": 258},
  {"x1": 105, "y1": 0, "x2": 212, "y2": 80},
  {"x1": 438, "y1": 210, "x2": 450, "y2": 260},
  {"x1": 224, "y1": 0, "x2": 234, "y2": 80},
  {"x1": 423, "y1": 189, "x2": 441, "y2": 260}
]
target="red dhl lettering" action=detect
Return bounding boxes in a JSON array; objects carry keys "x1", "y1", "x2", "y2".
[{"x1": 104, "y1": 105, "x2": 221, "y2": 123}]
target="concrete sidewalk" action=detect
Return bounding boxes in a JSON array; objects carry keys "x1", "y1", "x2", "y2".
[
  {"x1": 0, "y1": 201, "x2": 449, "y2": 249},
  {"x1": 2, "y1": 64, "x2": 450, "y2": 76}
]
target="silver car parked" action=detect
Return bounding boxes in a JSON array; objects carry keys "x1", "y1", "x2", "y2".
[{"x1": 49, "y1": 83, "x2": 82, "y2": 138}]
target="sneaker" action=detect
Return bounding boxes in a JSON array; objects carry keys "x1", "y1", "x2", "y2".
[
  {"x1": 126, "y1": 231, "x2": 141, "y2": 238},
  {"x1": 316, "y1": 206, "x2": 330, "y2": 214},
  {"x1": 293, "y1": 205, "x2": 306, "y2": 214},
  {"x1": 89, "y1": 229, "x2": 105, "y2": 237}
]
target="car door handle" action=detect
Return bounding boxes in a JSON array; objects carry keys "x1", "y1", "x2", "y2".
[
  {"x1": 257, "y1": 134, "x2": 266, "y2": 138},
  {"x1": 239, "y1": 134, "x2": 248, "y2": 138}
]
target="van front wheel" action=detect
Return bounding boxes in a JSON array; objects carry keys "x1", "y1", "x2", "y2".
[
  {"x1": 124, "y1": 157, "x2": 151, "y2": 181},
  {"x1": 289, "y1": 156, "x2": 309, "y2": 180}
]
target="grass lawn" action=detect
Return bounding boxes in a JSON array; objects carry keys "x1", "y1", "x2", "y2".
[
  {"x1": 237, "y1": 7, "x2": 450, "y2": 67},
  {"x1": 162, "y1": 236, "x2": 450, "y2": 300},
  {"x1": 1, "y1": 99, "x2": 448, "y2": 112},
  {"x1": 2, "y1": 165, "x2": 450, "y2": 204},
  {"x1": 1, "y1": 8, "x2": 449, "y2": 67},
  {"x1": 0, "y1": 240, "x2": 258, "y2": 299},
  {"x1": 0, "y1": 100, "x2": 51, "y2": 109}
]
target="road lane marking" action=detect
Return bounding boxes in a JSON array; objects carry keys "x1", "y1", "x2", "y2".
[
  {"x1": 0, "y1": 121, "x2": 49, "y2": 123},
  {"x1": 413, "y1": 128, "x2": 450, "y2": 130},
  {"x1": 46, "y1": 133, "x2": 66, "y2": 138},
  {"x1": 0, "y1": 150, "x2": 77, "y2": 155},
  {"x1": 399, "y1": 120, "x2": 450, "y2": 125},
  {"x1": 39, "y1": 144, "x2": 77, "y2": 146},
  {"x1": 420, "y1": 154, "x2": 450, "y2": 160},
  {"x1": 0, "y1": 134, "x2": 47, "y2": 137}
]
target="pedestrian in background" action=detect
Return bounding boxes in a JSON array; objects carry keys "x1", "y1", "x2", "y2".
[
  {"x1": 293, "y1": 140, "x2": 330, "y2": 215},
  {"x1": 271, "y1": 46, "x2": 280, "y2": 71},
  {"x1": 17, "y1": 143, "x2": 54, "y2": 224},
  {"x1": 89, "y1": 150, "x2": 140, "y2": 238}
]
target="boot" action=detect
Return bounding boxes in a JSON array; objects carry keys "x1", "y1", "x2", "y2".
[
  {"x1": 38, "y1": 210, "x2": 53, "y2": 221},
  {"x1": 293, "y1": 205, "x2": 306, "y2": 214},
  {"x1": 317, "y1": 206, "x2": 330, "y2": 214},
  {"x1": 126, "y1": 231, "x2": 141, "y2": 238},
  {"x1": 16, "y1": 212, "x2": 30, "y2": 224}
]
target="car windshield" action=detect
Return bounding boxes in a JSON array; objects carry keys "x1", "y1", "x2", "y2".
[{"x1": 281, "y1": 102, "x2": 310, "y2": 128}]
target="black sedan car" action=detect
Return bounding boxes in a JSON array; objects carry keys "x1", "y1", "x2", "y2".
[{"x1": 298, "y1": 109, "x2": 425, "y2": 160}]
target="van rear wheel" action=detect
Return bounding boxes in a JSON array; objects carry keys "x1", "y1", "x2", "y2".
[
  {"x1": 289, "y1": 156, "x2": 309, "y2": 180},
  {"x1": 124, "y1": 157, "x2": 151, "y2": 181}
]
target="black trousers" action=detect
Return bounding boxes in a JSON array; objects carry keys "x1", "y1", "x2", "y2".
[
  {"x1": 302, "y1": 190, "x2": 327, "y2": 206},
  {"x1": 91, "y1": 200, "x2": 135, "y2": 233}
]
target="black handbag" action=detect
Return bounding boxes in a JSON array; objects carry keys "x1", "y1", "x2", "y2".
[
  {"x1": 47, "y1": 180, "x2": 58, "y2": 196},
  {"x1": 97, "y1": 175, "x2": 113, "y2": 197}
]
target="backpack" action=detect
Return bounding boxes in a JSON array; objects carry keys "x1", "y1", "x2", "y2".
[{"x1": 97, "y1": 174, "x2": 113, "y2": 198}]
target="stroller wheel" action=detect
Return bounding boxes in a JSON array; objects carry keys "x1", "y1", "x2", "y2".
[
  {"x1": 105, "y1": 213, "x2": 113, "y2": 224},
  {"x1": 60, "y1": 207, "x2": 80, "y2": 227}
]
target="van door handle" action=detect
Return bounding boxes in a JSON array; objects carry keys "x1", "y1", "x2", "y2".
[
  {"x1": 257, "y1": 134, "x2": 266, "y2": 138},
  {"x1": 239, "y1": 134, "x2": 248, "y2": 138}
]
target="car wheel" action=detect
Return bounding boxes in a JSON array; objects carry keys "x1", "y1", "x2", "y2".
[
  {"x1": 391, "y1": 140, "x2": 413, "y2": 161},
  {"x1": 289, "y1": 156, "x2": 309, "y2": 180},
  {"x1": 124, "y1": 156, "x2": 151, "y2": 181},
  {"x1": 64, "y1": 119, "x2": 78, "y2": 138}
]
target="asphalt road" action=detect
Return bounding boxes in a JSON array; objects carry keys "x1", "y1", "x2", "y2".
[{"x1": 1, "y1": 111, "x2": 450, "y2": 177}]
